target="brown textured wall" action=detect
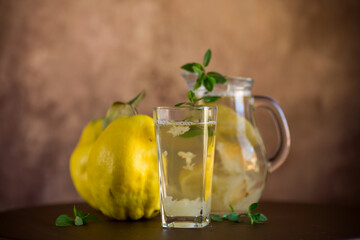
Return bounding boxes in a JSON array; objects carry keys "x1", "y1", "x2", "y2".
[{"x1": 0, "y1": 0, "x2": 359, "y2": 211}]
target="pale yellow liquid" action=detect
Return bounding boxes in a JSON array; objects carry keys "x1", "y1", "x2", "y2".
[
  {"x1": 155, "y1": 120, "x2": 216, "y2": 227},
  {"x1": 205, "y1": 96, "x2": 267, "y2": 213}
]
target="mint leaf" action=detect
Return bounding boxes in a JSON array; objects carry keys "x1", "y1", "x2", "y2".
[
  {"x1": 211, "y1": 215, "x2": 223, "y2": 222},
  {"x1": 177, "y1": 49, "x2": 225, "y2": 107},
  {"x1": 193, "y1": 72, "x2": 205, "y2": 91},
  {"x1": 196, "y1": 72, "x2": 204, "y2": 84},
  {"x1": 73, "y1": 205, "x2": 84, "y2": 218},
  {"x1": 251, "y1": 213, "x2": 267, "y2": 223},
  {"x1": 203, "y1": 77, "x2": 214, "y2": 91},
  {"x1": 55, "y1": 214, "x2": 74, "y2": 227},
  {"x1": 229, "y1": 205, "x2": 234, "y2": 213},
  {"x1": 258, "y1": 213, "x2": 268, "y2": 221},
  {"x1": 209, "y1": 203, "x2": 267, "y2": 225},
  {"x1": 56, "y1": 206, "x2": 100, "y2": 227},
  {"x1": 77, "y1": 210, "x2": 83, "y2": 217},
  {"x1": 248, "y1": 210, "x2": 267, "y2": 224},
  {"x1": 251, "y1": 212, "x2": 260, "y2": 219},
  {"x1": 226, "y1": 212, "x2": 240, "y2": 221},
  {"x1": 180, "y1": 129, "x2": 203, "y2": 138},
  {"x1": 181, "y1": 63, "x2": 203, "y2": 73},
  {"x1": 73, "y1": 205, "x2": 77, "y2": 216},
  {"x1": 207, "y1": 72, "x2": 227, "y2": 84},
  {"x1": 74, "y1": 216, "x2": 84, "y2": 226},
  {"x1": 193, "y1": 80, "x2": 202, "y2": 90},
  {"x1": 192, "y1": 65, "x2": 203, "y2": 74},
  {"x1": 250, "y1": 213, "x2": 260, "y2": 224},
  {"x1": 188, "y1": 91, "x2": 196, "y2": 103},
  {"x1": 206, "y1": 75, "x2": 216, "y2": 84},
  {"x1": 203, "y1": 49, "x2": 211, "y2": 67},
  {"x1": 179, "y1": 125, "x2": 214, "y2": 138},
  {"x1": 202, "y1": 96, "x2": 220, "y2": 103},
  {"x1": 175, "y1": 102, "x2": 186, "y2": 107},
  {"x1": 249, "y1": 203, "x2": 258, "y2": 212},
  {"x1": 83, "y1": 214, "x2": 100, "y2": 222},
  {"x1": 175, "y1": 102, "x2": 192, "y2": 107}
]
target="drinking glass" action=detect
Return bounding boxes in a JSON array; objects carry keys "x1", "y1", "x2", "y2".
[{"x1": 153, "y1": 106, "x2": 217, "y2": 228}]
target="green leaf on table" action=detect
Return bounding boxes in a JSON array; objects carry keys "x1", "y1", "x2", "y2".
[
  {"x1": 73, "y1": 205, "x2": 77, "y2": 216},
  {"x1": 73, "y1": 205, "x2": 84, "y2": 218},
  {"x1": 226, "y1": 212, "x2": 240, "y2": 222},
  {"x1": 207, "y1": 72, "x2": 227, "y2": 84},
  {"x1": 203, "y1": 49, "x2": 212, "y2": 67},
  {"x1": 56, "y1": 205, "x2": 100, "y2": 227},
  {"x1": 258, "y1": 214, "x2": 267, "y2": 221},
  {"x1": 211, "y1": 215, "x2": 223, "y2": 222},
  {"x1": 208, "y1": 203, "x2": 267, "y2": 225},
  {"x1": 229, "y1": 205, "x2": 235, "y2": 213},
  {"x1": 55, "y1": 214, "x2": 74, "y2": 227},
  {"x1": 249, "y1": 203, "x2": 258, "y2": 212},
  {"x1": 77, "y1": 210, "x2": 83, "y2": 217},
  {"x1": 249, "y1": 211, "x2": 268, "y2": 224},
  {"x1": 251, "y1": 213, "x2": 267, "y2": 224},
  {"x1": 74, "y1": 216, "x2": 84, "y2": 226},
  {"x1": 83, "y1": 213, "x2": 100, "y2": 222}
]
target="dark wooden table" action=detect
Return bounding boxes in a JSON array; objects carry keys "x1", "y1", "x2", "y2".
[{"x1": 0, "y1": 202, "x2": 359, "y2": 240}]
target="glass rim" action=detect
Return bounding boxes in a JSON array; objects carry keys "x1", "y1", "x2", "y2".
[{"x1": 153, "y1": 105, "x2": 217, "y2": 111}]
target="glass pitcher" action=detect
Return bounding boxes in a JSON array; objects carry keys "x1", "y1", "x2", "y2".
[{"x1": 183, "y1": 73, "x2": 291, "y2": 214}]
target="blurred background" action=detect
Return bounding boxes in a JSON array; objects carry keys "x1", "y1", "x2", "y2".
[{"x1": 1, "y1": 0, "x2": 360, "y2": 211}]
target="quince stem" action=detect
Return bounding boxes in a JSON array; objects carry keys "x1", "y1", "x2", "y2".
[
  {"x1": 127, "y1": 90, "x2": 146, "y2": 108},
  {"x1": 102, "y1": 90, "x2": 146, "y2": 130}
]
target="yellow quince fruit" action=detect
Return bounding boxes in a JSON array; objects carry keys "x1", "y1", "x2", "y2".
[
  {"x1": 70, "y1": 91, "x2": 160, "y2": 220},
  {"x1": 87, "y1": 115, "x2": 159, "y2": 220},
  {"x1": 70, "y1": 118, "x2": 103, "y2": 208},
  {"x1": 206, "y1": 102, "x2": 262, "y2": 147}
]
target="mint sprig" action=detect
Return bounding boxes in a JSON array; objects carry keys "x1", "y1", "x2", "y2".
[
  {"x1": 211, "y1": 203, "x2": 268, "y2": 225},
  {"x1": 55, "y1": 205, "x2": 100, "y2": 227},
  {"x1": 176, "y1": 49, "x2": 227, "y2": 107},
  {"x1": 247, "y1": 203, "x2": 268, "y2": 224}
]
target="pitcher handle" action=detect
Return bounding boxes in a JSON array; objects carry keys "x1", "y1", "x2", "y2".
[{"x1": 254, "y1": 95, "x2": 291, "y2": 172}]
